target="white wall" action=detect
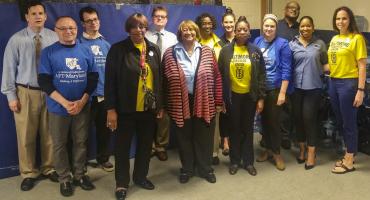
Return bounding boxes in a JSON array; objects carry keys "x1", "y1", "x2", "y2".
[{"x1": 272, "y1": 0, "x2": 370, "y2": 31}]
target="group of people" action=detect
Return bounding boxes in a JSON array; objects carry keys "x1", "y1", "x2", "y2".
[{"x1": 1, "y1": 1, "x2": 367, "y2": 200}]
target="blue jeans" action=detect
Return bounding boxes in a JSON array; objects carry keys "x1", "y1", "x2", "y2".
[{"x1": 328, "y1": 78, "x2": 358, "y2": 153}]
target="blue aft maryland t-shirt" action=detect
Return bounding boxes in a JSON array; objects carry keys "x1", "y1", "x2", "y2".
[
  {"x1": 79, "y1": 36, "x2": 110, "y2": 96},
  {"x1": 39, "y1": 42, "x2": 97, "y2": 116}
]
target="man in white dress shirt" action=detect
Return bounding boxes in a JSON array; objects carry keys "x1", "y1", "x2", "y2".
[{"x1": 145, "y1": 6, "x2": 177, "y2": 161}]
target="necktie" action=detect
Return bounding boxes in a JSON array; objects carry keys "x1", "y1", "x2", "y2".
[
  {"x1": 156, "y1": 32, "x2": 162, "y2": 52},
  {"x1": 34, "y1": 33, "x2": 42, "y2": 69}
]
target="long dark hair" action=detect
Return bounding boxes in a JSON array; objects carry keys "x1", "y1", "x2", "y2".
[{"x1": 332, "y1": 6, "x2": 359, "y2": 34}]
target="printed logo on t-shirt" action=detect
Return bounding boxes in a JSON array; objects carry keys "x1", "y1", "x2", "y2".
[
  {"x1": 329, "y1": 38, "x2": 350, "y2": 65},
  {"x1": 91, "y1": 45, "x2": 103, "y2": 56},
  {"x1": 65, "y1": 58, "x2": 81, "y2": 70}
]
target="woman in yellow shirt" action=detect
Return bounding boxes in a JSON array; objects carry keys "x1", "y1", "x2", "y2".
[{"x1": 328, "y1": 6, "x2": 367, "y2": 174}]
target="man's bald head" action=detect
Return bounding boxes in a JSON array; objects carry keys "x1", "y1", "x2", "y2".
[{"x1": 54, "y1": 16, "x2": 78, "y2": 45}]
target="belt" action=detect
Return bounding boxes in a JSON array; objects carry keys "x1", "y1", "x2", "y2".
[{"x1": 16, "y1": 83, "x2": 41, "y2": 90}]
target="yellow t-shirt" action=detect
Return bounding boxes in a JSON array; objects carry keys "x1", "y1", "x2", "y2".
[
  {"x1": 230, "y1": 45, "x2": 252, "y2": 94},
  {"x1": 328, "y1": 33, "x2": 367, "y2": 78},
  {"x1": 134, "y1": 43, "x2": 154, "y2": 112}
]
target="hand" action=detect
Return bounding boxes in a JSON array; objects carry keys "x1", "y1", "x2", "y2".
[
  {"x1": 276, "y1": 92, "x2": 286, "y2": 106},
  {"x1": 107, "y1": 109, "x2": 118, "y2": 132},
  {"x1": 222, "y1": 104, "x2": 227, "y2": 113},
  {"x1": 157, "y1": 109, "x2": 164, "y2": 119},
  {"x1": 8, "y1": 100, "x2": 21, "y2": 113},
  {"x1": 216, "y1": 106, "x2": 223, "y2": 113},
  {"x1": 256, "y1": 99, "x2": 264, "y2": 114},
  {"x1": 353, "y1": 90, "x2": 364, "y2": 107},
  {"x1": 68, "y1": 100, "x2": 85, "y2": 115}
]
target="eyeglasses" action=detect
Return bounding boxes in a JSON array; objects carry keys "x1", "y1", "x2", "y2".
[
  {"x1": 153, "y1": 15, "x2": 167, "y2": 19},
  {"x1": 55, "y1": 27, "x2": 77, "y2": 31},
  {"x1": 84, "y1": 18, "x2": 99, "y2": 24}
]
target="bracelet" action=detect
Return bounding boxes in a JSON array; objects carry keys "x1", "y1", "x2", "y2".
[{"x1": 358, "y1": 88, "x2": 365, "y2": 92}]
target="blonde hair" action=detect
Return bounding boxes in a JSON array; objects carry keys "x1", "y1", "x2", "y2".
[{"x1": 176, "y1": 20, "x2": 201, "y2": 43}]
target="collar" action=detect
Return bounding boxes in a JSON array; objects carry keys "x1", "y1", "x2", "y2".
[
  {"x1": 174, "y1": 41, "x2": 201, "y2": 51},
  {"x1": 83, "y1": 32, "x2": 103, "y2": 40},
  {"x1": 293, "y1": 35, "x2": 318, "y2": 45},
  {"x1": 282, "y1": 18, "x2": 299, "y2": 28},
  {"x1": 126, "y1": 37, "x2": 156, "y2": 51},
  {"x1": 27, "y1": 26, "x2": 45, "y2": 38}
]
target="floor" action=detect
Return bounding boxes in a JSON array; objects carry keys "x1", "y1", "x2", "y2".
[{"x1": 1, "y1": 135, "x2": 370, "y2": 200}]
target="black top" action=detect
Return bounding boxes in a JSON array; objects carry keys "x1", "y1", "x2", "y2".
[
  {"x1": 218, "y1": 34, "x2": 233, "y2": 47},
  {"x1": 104, "y1": 37, "x2": 162, "y2": 114},
  {"x1": 277, "y1": 19, "x2": 299, "y2": 41}
]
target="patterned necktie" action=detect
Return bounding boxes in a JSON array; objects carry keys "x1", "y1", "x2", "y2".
[
  {"x1": 34, "y1": 33, "x2": 42, "y2": 69},
  {"x1": 156, "y1": 32, "x2": 162, "y2": 51}
]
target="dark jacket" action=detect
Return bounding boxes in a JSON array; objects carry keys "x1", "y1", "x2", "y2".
[
  {"x1": 104, "y1": 37, "x2": 162, "y2": 114},
  {"x1": 218, "y1": 40, "x2": 266, "y2": 110}
]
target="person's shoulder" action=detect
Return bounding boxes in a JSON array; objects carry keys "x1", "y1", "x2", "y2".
[
  {"x1": 7, "y1": 28, "x2": 28, "y2": 41},
  {"x1": 110, "y1": 39, "x2": 128, "y2": 50},
  {"x1": 253, "y1": 36, "x2": 262, "y2": 44},
  {"x1": 275, "y1": 37, "x2": 289, "y2": 45},
  {"x1": 353, "y1": 33, "x2": 365, "y2": 40}
]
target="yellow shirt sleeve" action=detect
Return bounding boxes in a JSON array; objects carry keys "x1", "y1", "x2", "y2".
[{"x1": 354, "y1": 34, "x2": 367, "y2": 61}]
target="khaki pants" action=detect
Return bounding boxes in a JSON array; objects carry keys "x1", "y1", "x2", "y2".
[
  {"x1": 153, "y1": 112, "x2": 170, "y2": 152},
  {"x1": 213, "y1": 112, "x2": 220, "y2": 157},
  {"x1": 14, "y1": 86, "x2": 54, "y2": 178}
]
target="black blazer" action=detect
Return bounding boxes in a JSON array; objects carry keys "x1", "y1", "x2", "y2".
[{"x1": 104, "y1": 37, "x2": 162, "y2": 114}]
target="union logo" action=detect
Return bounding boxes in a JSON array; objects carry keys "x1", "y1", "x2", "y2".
[{"x1": 65, "y1": 58, "x2": 81, "y2": 70}]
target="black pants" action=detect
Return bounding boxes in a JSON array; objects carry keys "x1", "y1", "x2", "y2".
[
  {"x1": 229, "y1": 92, "x2": 256, "y2": 166},
  {"x1": 261, "y1": 89, "x2": 283, "y2": 154},
  {"x1": 91, "y1": 97, "x2": 111, "y2": 164},
  {"x1": 115, "y1": 112, "x2": 156, "y2": 188},
  {"x1": 280, "y1": 95, "x2": 293, "y2": 141},
  {"x1": 219, "y1": 113, "x2": 230, "y2": 138},
  {"x1": 174, "y1": 116, "x2": 215, "y2": 176},
  {"x1": 292, "y1": 89, "x2": 322, "y2": 147}
]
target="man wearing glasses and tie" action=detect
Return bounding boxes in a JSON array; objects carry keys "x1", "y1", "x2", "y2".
[
  {"x1": 1, "y1": 1, "x2": 58, "y2": 191},
  {"x1": 145, "y1": 6, "x2": 177, "y2": 161}
]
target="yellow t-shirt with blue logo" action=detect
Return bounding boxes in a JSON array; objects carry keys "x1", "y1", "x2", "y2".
[
  {"x1": 134, "y1": 43, "x2": 154, "y2": 111},
  {"x1": 328, "y1": 33, "x2": 367, "y2": 78},
  {"x1": 230, "y1": 45, "x2": 252, "y2": 94}
]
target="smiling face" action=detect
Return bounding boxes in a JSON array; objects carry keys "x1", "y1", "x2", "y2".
[
  {"x1": 299, "y1": 18, "x2": 314, "y2": 40},
  {"x1": 82, "y1": 12, "x2": 100, "y2": 34},
  {"x1": 285, "y1": 2, "x2": 300, "y2": 20},
  {"x1": 200, "y1": 17, "x2": 213, "y2": 36},
  {"x1": 55, "y1": 17, "x2": 77, "y2": 45},
  {"x1": 336, "y1": 10, "x2": 350, "y2": 34},
  {"x1": 180, "y1": 25, "x2": 197, "y2": 44},
  {"x1": 262, "y1": 19, "x2": 277, "y2": 40},
  {"x1": 25, "y1": 5, "x2": 47, "y2": 31},
  {"x1": 222, "y1": 15, "x2": 235, "y2": 34},
  {"x1": 129, "y1": 25, "x2": 147, "y2": 44}
]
